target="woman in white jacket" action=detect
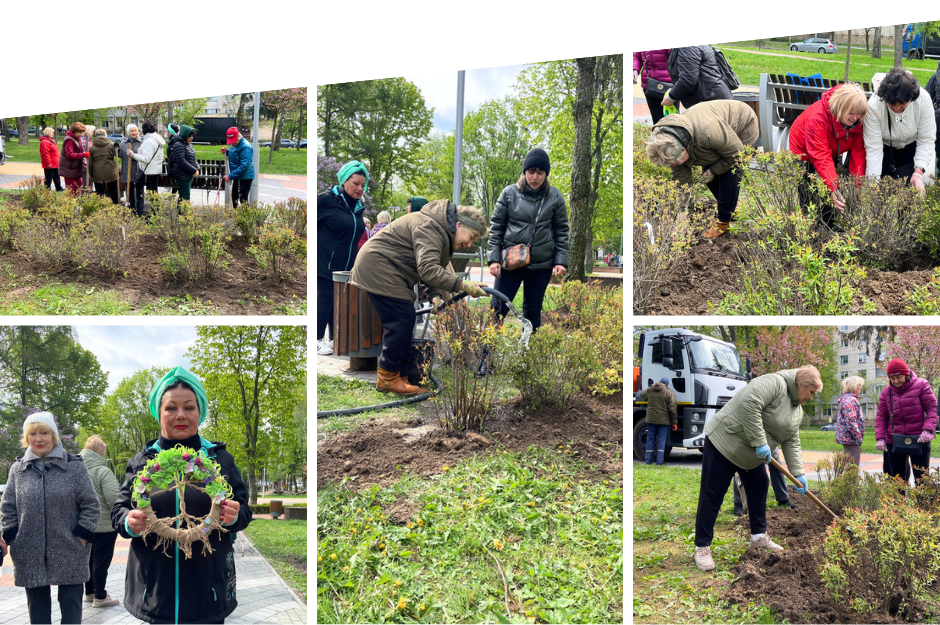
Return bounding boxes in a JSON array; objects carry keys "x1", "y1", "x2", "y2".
[
  {"x1": 863, "y1": 69, "x2": 937, "y2": 195},
  {"x1": 126, "y1": 121, "x2": 166, "y2": 199}
]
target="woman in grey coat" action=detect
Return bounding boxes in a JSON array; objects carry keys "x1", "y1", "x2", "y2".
[
  {"x1": 0, "y1": 411, "x2": 99, "y2": 624},
  {"x1": 119, "y1": 125, "x2": 144, "y2": 216}
]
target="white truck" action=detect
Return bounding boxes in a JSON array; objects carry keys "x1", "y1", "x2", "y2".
[{"x1": 633, "y1": 328, "x2": 752, "y2": 460}]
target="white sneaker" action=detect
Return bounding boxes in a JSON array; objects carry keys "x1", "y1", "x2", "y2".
[
  {"x1": 84, "y1": 594, "x2": 94, "y2": 603},
  {"x1": 749, "y1": 535, "x2": 784, "y2": 551},
  {"x1": 316, "y1": 340, "x2": 333, "y2": 355},
  {"x1": 694, "y1": 546, "x2": 715, "y2": 571},
  {"x1": 92, "y1": 595, "x2": 119, "y2": 608}
]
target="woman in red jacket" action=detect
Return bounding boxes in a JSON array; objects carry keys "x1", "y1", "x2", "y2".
[
  {"x1": 39, "y1": 128, "x2": 64, "y2": 192},
  {"x1": 633, "y1": 49, "x2": 672, "y2": 124},
  {"x1": 875, "y1": 358, "x2": 939, "y2": 485},
  {"x1": 788, "y1": 83, "x2": 868, "y2": 231}
]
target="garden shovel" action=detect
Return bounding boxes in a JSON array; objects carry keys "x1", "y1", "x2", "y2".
[{"x1": 769, "y1": 456, "x2": 838, "y2": 521}]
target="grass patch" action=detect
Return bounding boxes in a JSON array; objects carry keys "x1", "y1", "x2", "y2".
[
  {"x1": 244, "y1": 518, "x2": 307, "y2": 603},
  {"x1": 137, "y1": 295, "x2": 218, "y2": 315},
  {"x1": 318, "y1": 449, "x2": 623, "y2": 624},
  {"x1": 799, "y1": 427, "x2": 940, "y2": 458},
  {"x1": 316, "y1": 374, "x2": 421, "y2": 437},
  {"x1": 0, "y1": 282, "x2": 134, "y2": 315},
  {"x1": 1, "y1": 141, "x2": 307, "y2": 176},
  {"x1": 633, "y1": 464, "x2": 792, "y2": 623},
  {"x1": 715, "y1": 45, "x2": 940, "y2": 87}
]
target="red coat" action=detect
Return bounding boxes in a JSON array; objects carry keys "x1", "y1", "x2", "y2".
[
  {"x1": 59, "y1": 131, "x2": 85, "y2": 179},
  {"x1": 357, "y1": 228, "x2": 369, "y2": 250},
  {"x1": 633, "y1": 49, "x2": 672, "y2": 90},
  {"x1": 788, "y1": 85, "x2": 866, "y2": 192},
  {"x1": 875, "y1": 372, "x2": 939, "y2": 441},
  {"x1": 39, "y1": 136, "x2": 60, "y2": 169}
]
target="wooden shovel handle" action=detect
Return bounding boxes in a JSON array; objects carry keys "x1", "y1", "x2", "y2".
[{"x1": 769, "y1": 456, "x2": 839, "y2": 521}]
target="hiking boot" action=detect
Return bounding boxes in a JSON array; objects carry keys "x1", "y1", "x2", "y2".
[
  {"x1": 84, "y1": 594, "x2": 94, "y2": 603},
  {"x1": 694, "y1": 546, "x2": 716, "y2": 571},
  {"x1": 92, "y1": 595, "x2": 119, "y2": 608},
  {"x1": 778, "y1": 500, "x2": 797, "y2": 509},
  {"x1": 703, "y1": 220, "x2": 730, "y2": 239},
  {"x1": 475, "y1": 348, "x2": 490, "y2": 378},
  {"x1": 376, "y1": 367, "x2": 422, "y2": 396},
  {"x1": 749, "y1": 535, "x2": 784, "y2": 551}
]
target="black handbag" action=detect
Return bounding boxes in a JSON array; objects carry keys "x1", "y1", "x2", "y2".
[
  {"x1": 884, "y1": 105, "x2": 917, "y2": 180},
  {"x1": 645, "y1": 78, "x2": 672, "y2": 99},
  {"x1": 889, "y1": 386, "x2": 924, "y2": 452}
]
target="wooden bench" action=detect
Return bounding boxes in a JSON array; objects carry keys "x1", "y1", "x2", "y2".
[{"x1": 757, "y1": 73, "x2": 873, "y2": 153}]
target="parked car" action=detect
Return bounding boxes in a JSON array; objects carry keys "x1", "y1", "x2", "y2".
[
  {"x1": 7, "y1": 128, "x2": 18, "y2": 138},
  {"x1": 299, "y1": 140, "x2": 307, "y2": 149},
  {"x1": 820, "y1": 423, "x2": 837, "y2": 431},
  {"x1": 790, "y1": 38, "x2": 838, "y2": 54},
  {"x1": 259, "y1": 138, "x2": 297, "y2": 148},
  {"x1": 107, "y1": 133, "x2": 124, "y2": 149},
  {"x1": 0, "y1": 135, "x2": 5, "y2": 166}
]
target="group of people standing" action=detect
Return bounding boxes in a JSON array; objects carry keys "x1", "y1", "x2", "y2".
[
  {"x1": 37, "y1": 123, "x2": 255, "y2": 215},
  {"x1": 0, "y1": 367, "x2": 251, "y2": 624},
  {"x1": 637, "y1": 45, "x2": 940, "y2": 237},
  {"x1": 316, "y1": 148, "x2": 570, "y2": 396}
]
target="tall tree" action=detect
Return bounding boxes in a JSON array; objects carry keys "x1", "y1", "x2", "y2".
[
  {"x1": 844, "y1": 30, "x2": 853, "y2": 81},
  {"x1": 885, "y1": 327, "x2": 940, "y2": 387},
  {"x1": 187, "y1": 326, "x2": 307, "y2": 505},
  {"x1": 894, "y1": 24, "x2": 904, "y2": 68},
  {"x1": 872, "y1": 26, "x2": 882, "y2": 58},
  {"x1": 261, "y1": 88, "x2": 307, "y2": 164},
  {"x1": 15, "y1": 116, "x2": 29, "y2": 146},
  {"x1": 570, "y1": 56, "x2": 597, "y2": 279},
  {"x1": 408, "y1": 131, "x2": 457, "y2": 212}
]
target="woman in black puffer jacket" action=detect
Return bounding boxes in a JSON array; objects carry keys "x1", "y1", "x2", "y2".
[
  {"x1": 485, "y1": 147, "x2": 569, "y2": 334},
  {"x1": 168, "y1": 125, "x2": 200, "y2": 204}
]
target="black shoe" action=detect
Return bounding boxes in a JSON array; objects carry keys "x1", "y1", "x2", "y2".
[
  {"x1": 733, "y1": 506, "x2": 745, "y2": 517},
  {"x1": 475, "y1": 358, "x2": 488, "y2": 378},
  {"x1": 778, "y1": 500, "x2": 797, "y2": 509}
]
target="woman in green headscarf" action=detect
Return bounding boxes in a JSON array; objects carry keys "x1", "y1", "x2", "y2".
[
  {"x1": 111, "y1": 366, "x2": 252, "y2": 624},
  {"x1": 317, "y1": 160, "x2": 370, "y2": 355}
]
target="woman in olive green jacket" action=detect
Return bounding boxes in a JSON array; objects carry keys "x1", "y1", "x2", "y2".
[
  {"x1": 79, "y1": 436, "x2": 121, "y2": 607},
  {"x1": 350, "y1": 200, "x2": 488, "y2": 397},
  {"x1": 693, "y1": 366, "x2": 823, "y2": 572}
]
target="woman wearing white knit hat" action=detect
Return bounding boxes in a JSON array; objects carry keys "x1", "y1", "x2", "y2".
[{"x1": 0, "y1": 411, "x2": 100, "y2": 624}]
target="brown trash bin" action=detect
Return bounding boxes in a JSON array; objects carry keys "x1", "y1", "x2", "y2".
[
  {"x1": 269, "y1": 500, "x2": 283, "y2": 515},
  {"x1": 332, "y1": 271, "x2": 384, "y2": 358}
]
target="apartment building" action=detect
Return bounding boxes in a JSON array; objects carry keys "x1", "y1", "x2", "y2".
[{"x1": 821, "y1": 325, "x2": 884, "y2": 426}]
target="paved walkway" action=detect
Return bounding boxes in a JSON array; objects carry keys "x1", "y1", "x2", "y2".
[
  {"x1": 0, "y1": 162, "x2": 306, "y2": 204},
  {"x1": 0, "y1": 533, "x2": 306, "y2": 624}
]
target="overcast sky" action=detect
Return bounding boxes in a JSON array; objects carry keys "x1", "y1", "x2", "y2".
[
  {"x1": 403, "y1": 63, "x2": 526, "y2": 134},
  {"x1": 74, "y1": 326, "x2": 198, "y2": 393}
]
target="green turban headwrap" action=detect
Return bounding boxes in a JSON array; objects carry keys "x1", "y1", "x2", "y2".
[
  {"x1": 149, "y1": 366, "x2": 208, "y2": 425},
  {"x1": 337, "y1": 160, "x2": 369, "y2": 189}
]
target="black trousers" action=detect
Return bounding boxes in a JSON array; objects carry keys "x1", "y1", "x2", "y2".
[
  {"x1": 84, "y1": 531, "x2": 118, "y2": 600},
  {"x1": 25, "y1": 584, "x2": 83, "y2": 624},
  {"x1": 695, "y1": 436, "x2": 769, "y2": 547},
  {"x1": 645, "y1": 91, "x2": 666, "y2": 125},
  {"x1": 705, "y1": 168, "x2": 743, "y2": 223},
  {"x1": 43, "y1": 168, "x2": 64, "y2": 191},
  {"x1": 317, "y1": 276, "x2": 334, "y2": 342},
  {"x1": 367, "y1": 291, "x2": 416, "y2": 373},
  {"x1": 883, "y1": 440, "x2": 932, "y2": 484},
  {"x1": 126, "y1": 181, "x2": 145, "y2": 215},
  {"x1": 492, "y1": 266, "x2": 553, "y2": 331},
  {"x1": 881, "y1": 141, "x2": 917, "y2": 181},
  {"x1": 232, "y1": 178, "x2": 253, "y2": 206},
  {"x1": 733, "y1": 457, "x2": 790, "y2": 507},
  {"x1": 94, "y1": 180, "x2": 119, "y2": 204},
  {"x1": 144, "y1": 174, "x2": 159, "y2": 194},
  {"x1": 797, "y1": 160, "x2": 838, "y2": 228}
]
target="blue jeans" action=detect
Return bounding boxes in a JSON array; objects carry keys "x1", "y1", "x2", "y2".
[{"x1": 645, "y1": 423, "x2": 669, "y2": 464}]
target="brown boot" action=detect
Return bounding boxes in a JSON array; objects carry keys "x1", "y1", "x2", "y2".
[
  {"x1": 376, "y1": 367, "x2": 422, "y2": 396},
  {"x1": 703, "y1": 220, "x2": 730, "y2": 239}
]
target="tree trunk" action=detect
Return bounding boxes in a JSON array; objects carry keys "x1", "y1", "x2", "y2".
[
  {"x1": 15, "y1": 117, "x2": 29, "y2": 146},
  {"x1": 864, "y1": 28, "x2": 870, "y2": 51},
  {"x1": 236, "y1": 93, "x2": 248, "y2": 130},
  {"x1": 274, "y1": 114, "x2": 284, "y2": 152},
  {"x1": 894, "y1": 24, "x2": 904, "y2": 68},
  {"x1": 872, "y1": 27, "x2": 882, "y2": 58},
  {"x1": 296, "y1": 106, "x2": 304, "y2": 150},
  {"x1": 568, "y1": 56, "x2": 597, "y2": 282},
  {"x1": 166, "y1": 102, "x2": 174, "y2": 128},
  {"x1": 844, "y1": 30, "x2": 852, "y2": 81},
  {"x1": 267, "y1": 110, "x2": 279, "y2": 165}
]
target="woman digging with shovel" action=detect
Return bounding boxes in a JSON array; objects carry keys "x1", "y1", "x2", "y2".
[
  {"x1": 693, "y1": 365, "x2": 823, "y2": 572},
  {"x1": 349, "y1": 199, "x2": 489, "y2": 396}
]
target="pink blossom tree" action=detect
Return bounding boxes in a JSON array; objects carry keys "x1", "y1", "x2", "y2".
[
  {"x1": 261, "y1": 88, "x2": 307, "y2": 163},
  {"x1": 884, "y1": 326, "x2": 940, "y2": 386}
]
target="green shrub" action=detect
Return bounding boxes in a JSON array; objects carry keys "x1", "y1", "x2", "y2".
[
  {"x1": 247, "y1": 224, "x2": 306, "y2": 282},
  {"x1": 905, "y1": 269, "x2": 940, "y2": 314},
  {"x1": 821, "y1": 503, "x2": 940, "y2": 620},
  {"x1": 20, "y1": 176, "x2": 55, "y2": 210},
  {"x1": 15, "y1": 199, "x2": 84, "y2": 267},
  {"x1": 632, "y1": 123, "x2": 671, "y2": 181},
  {"x1": 76, "y1": 192, "x2": 113, "y2": 217},
  {"x1": 158, "y1": 203, "x2": 235, "y2": 281},
  {"x1": 235, "y1": 203, "x2": 269, "y2": 243},
  {"x1": 148, "y1": 192, "x2": 186, "y2": 242},
  {"x1": 250, "y1": 503, "x2": 271, "y2": 514},
  {"x1": 270, "y1": 197, "x2": 307, "y2": 239},
  {"x1": 840, "y1": 176, "x2": 925, "y2": 270},
  {"x1": 917, "y1": 185, "x2": 940, "y2": 260},
  {"x1": 504, "y1": 324, "x2": 599, "y2": 409},
  {"x1": 0, "y1": 204, "x2": 29, "y2": 250},
  {"x1": 83, "y1": 204, "x2": 146, "y2": 273}
]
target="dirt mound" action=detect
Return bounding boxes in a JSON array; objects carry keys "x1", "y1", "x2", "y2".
[
  {"x1": 316, "y1": 392, "x2": 623, "y2": 491},
  {"x1": 640, "y1": 235, "x2": 938, "y2": 316},
  {"x1": 721, "y1": 498, "x2": 908, "y2": 624}
]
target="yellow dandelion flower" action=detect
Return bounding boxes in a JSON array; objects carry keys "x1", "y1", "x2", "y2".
[
  {"x1": 494, "y1": 539, "x2": 503, "y2": 550},
  {"x1": 419, "y1": 604, "x2": 426, "y2": 611},
  {"x1": 330, "y1": 553, "x2": 337, "y2": 560},
  {"x1": 406, "y1": 521, "x2": 414, "y2": 528},
  {"x1": 394, "y1": 579, "x2": 403, "y2": 587},
  {"x1": 379, "y1": 543, "x2": 385, "y2": 549},
  {"x1": 317, "y1": 555, "x2": 323, "y2": 563},
  {"x1": 417, "y1": 519, "x2": 424, "y2": 526},
  {"x1": 443, "y1": 466, "x2": 450, "y2": 471},
  {"x1": 477, "y1": 496, "x2": 485, "y2": 503},
  {"x1": 397, "y1": 597, "x2": 407, "y2": 610}
]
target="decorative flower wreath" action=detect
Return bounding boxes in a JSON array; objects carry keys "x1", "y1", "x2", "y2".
[{"x1": 131, "y1": 445, "x2": 234, "y2": 559}]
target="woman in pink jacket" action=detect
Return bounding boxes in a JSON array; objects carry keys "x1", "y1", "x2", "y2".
[
  {"x1": 875, "y1": 358, "x2": 939, "y2": 484},
  {"x1": 634, "y1": 49, "x2": 672, "y2": 125}
]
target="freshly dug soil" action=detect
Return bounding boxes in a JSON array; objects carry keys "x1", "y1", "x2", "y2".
[
  {"x1": 0, "y1": 197, "x2": 305, "y2": 314},
  {"x1": 640, "y1": 235, "x2": 937, "y2": 316},
  {"x1": 316, "y1": 392, "x2": 624, "y2": 491},
  {"x1": 720, "y1": 496, "x2": 917, "y2": 624}
]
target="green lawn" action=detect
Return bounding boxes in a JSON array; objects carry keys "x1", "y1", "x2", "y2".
[
  {"x1": 715, "y1": 44, "x2": 939, "y2": 87},
  {"x1": 1, "y1": 140, "x2": 306, "y2": 176},
  {"x1": 244, "y1": 518, "x2": 307, "y2": 602},
  {"x1": 318, "y1": 449, "x2": 623, "y2": 624},
  {"x1": 633, "y1": 464, "x2": 792, "y2": 624},
  {"x1": 799, "y1": 427, "x2": 940, "y2": 458}
]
